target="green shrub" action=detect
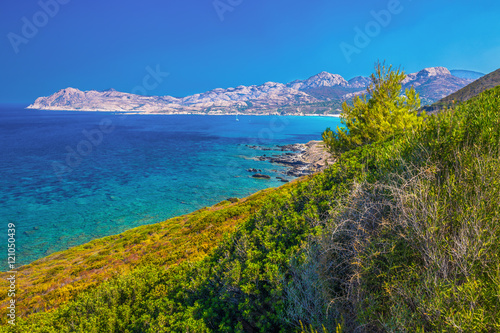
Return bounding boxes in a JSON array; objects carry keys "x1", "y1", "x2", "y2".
[{"x1": 323, "y1": 62, "x2": 424, "y2": 156}]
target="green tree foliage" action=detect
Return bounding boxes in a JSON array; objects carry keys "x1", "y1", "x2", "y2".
[{"x1": 322, "y1": 62, "x2": 424, "y2": 156}]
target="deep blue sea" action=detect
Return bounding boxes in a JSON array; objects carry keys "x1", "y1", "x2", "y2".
[{"x1": 0, "y1": 106, "x2": 341, "y2": 270}]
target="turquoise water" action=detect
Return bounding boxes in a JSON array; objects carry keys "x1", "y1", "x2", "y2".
[{"x1": 0, "y1": 107, "x2": 341, "y2": 270}]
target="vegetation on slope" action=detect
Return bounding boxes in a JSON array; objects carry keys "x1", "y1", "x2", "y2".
[
  {"x1": 0, "y1": 186, "x2": 292, "y2": 325},
  {"x1": 3, "y1": 71, "x2": 500, "y2": 332}
]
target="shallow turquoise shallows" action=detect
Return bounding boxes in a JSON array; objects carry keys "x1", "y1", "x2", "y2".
[{"x1": 0, "y1": 106, "x2": 341, "y2": 270}]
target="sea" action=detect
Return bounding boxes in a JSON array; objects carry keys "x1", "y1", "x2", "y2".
[{"x1": 0, "y1": 106, "x2": 341, "y2": 270}]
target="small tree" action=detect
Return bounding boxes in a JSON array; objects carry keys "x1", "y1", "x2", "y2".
[{"x1": 323, "y1": 62, "x2": 424, "y2": 156}]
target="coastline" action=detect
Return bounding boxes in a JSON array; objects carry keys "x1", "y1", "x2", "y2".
[
  {"x1": 2, "y1": 138, "x2": 333, "y2": 272},
  {"x1": 0, "y1": 138, "x2": 331, "y2": 272},
  {"x1": 249, "y1": 140, "x2": 334, "y2": 178},
  {"x1": 26, "y1": 106, "x2": 341, "y2": 117}
]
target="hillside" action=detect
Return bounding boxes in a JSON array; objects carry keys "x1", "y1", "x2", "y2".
[
  {"x1": 26, "y1": 67, "x2": 473, "y2": 114},
  {"x1": 3, "y1": 86, "x2": 500, "y2": 332},
  {"x1": 0, "y1": 185, "x2": 295, "y2": 324},
  {"x1": 423, "y1": 68, "x2": 500, "y2": 112}
]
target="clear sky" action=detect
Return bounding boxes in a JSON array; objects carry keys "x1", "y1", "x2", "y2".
[{"x1": 1, "y1": 0, "x2": 499, "y2": 103}]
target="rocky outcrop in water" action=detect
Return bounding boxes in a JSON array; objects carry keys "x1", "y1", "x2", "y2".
[
  {"x1": 252, "y1": 174, "x2": 271, "y2": 179},
  {"x1": 256, "y1": 141, "x2": 334, "y2": 177}
]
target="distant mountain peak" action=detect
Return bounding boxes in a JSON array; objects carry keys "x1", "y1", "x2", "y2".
[
  {"x1": 287, "y1": 71, "x2": 347, "y2": 90},
  {"x1": 262, "y1": 81, "x2": 282, "y2": 87},
  {"x1": 348, "y1": 76, "x2": 372, "y2": 88},
  {"x1": 314, "y1": 71, "x2": 342, "y2": 78},
  {"x1": 402, "y1": 67, "x2": 452, "y2": 85},
  {"x1": 307, "y1": 71, "x2": 346, "y2": 83},
  {"x1": 417, "y1": 67, "x2": 451, "y2": 77},
  {"x1": 59, "y1": 87, "x2": 82, "y2": 93}
]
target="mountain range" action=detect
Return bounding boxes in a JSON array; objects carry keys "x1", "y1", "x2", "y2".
[
  {"x1": 27, "y1": 67, "x2": 480, "y2": 115},
  {"x1": 423, "y1": 68, "x2": 500, "y2": 112}
]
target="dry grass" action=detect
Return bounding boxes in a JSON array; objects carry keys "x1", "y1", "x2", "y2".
[{"x1": 284, "y1": 145, "x2": 500, "y2": 332}]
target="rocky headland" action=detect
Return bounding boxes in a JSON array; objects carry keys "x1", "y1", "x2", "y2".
[{"x1": 249, "y1": 140, "x2": 334, "y2": 178}]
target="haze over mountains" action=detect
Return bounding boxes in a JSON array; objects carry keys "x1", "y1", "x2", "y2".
[
  {"x1": 28, "y1": 67, "x2": 480, "y2": 115},
  {"x1": 450, "y1": 70, "x2": 485, "y2": 80}
]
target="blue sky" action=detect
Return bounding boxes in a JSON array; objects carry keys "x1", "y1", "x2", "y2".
[{"x1": 1, "y1": 0, "x2": 499, "y2": 103}]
